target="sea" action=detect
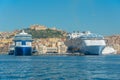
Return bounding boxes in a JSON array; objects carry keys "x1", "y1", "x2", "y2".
[{"x1": 0, "y1": 54, "x2": 120, "y2": 80}]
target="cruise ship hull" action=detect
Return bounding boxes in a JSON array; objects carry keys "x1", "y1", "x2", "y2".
[
  {"x1": 15, "y1": 47, "x2": 32, "y2": 56},
  {"x1": 80, "y1": 46, "x2": 105, "y2": 55}
]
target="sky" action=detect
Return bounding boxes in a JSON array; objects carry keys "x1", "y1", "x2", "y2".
[{"x1": 0, "y1": 0, "x2": 120, "y2": 35}]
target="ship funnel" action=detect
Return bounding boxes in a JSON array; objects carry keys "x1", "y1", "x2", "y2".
[{"x1": 20, "y1": 30, "x2": 27, "y2": 35}]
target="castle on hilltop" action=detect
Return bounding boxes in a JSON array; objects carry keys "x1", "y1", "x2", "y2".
[{"x1": 30, "y1": 24, "x2": 58, "y2": 31}]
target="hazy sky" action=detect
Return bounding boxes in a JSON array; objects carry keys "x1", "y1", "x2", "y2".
[{"x1": 0, "y1": 0, "x2": 120, "y2": 35}]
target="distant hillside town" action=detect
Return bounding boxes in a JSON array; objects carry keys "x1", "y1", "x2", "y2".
[
  {"x1": 0, "y1": 24, "x2": 67, "y2": 54},
  {"x1": 0, "y1": 24, "x2": 120, "y2": 54}
]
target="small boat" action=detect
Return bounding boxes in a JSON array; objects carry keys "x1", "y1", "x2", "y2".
[{"x1": 8, "y1": 44, "x2": 15, "y2": 55}]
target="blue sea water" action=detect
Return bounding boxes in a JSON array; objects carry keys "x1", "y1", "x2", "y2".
[{"x1": 0, "y1": 55, "x2": 120, "y2": 80}]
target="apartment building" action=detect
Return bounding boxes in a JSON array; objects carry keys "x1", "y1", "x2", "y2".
[{"x1": 34, "y1": 38, "x2": 67, "y2": 54}]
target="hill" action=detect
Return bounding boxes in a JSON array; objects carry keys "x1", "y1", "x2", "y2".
[{"x1": 24, "y1": 28, "x2": 67, "y2": 38}]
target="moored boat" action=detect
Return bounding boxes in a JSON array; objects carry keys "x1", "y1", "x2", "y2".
[
  {"x1": 13, "y1": 30, "x2": 33, "y2": 56},
  {"x1": 66, "y1": 31, "x2": 106, "y2": 55},
  {"x1": 8, "y1": 44, "x2": 15, "y2": 55}
]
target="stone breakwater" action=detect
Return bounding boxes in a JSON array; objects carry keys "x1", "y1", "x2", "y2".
[{"x1": 105, "y1": 35, "x2": 120, "y2": 54}]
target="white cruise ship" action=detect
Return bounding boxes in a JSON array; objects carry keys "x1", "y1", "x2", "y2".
[{"x1": 66, "y1": 31, "x2": 106, "y2": 55}]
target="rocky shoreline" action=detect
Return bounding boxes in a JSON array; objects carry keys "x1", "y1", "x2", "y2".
[{"x1": 105, "y1": 35, "x2": 120, "y2": 54}]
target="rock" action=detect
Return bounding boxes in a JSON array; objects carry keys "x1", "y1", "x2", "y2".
[{"x1": 105, "y1": 35, "x2": 120, "y2": 54}]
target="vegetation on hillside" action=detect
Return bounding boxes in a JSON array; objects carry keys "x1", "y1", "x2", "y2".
[{"x1": 24, "y1": 28, "x2": 66, "y2": 38}]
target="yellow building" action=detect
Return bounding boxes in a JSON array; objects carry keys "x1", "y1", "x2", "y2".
[{"x1": 0, "y1": 38, "x2": 13, "y2": 44}]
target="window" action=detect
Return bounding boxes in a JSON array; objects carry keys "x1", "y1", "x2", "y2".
[
  {"x1": 16, "y1": 42, "x2": 21, "y2": 46},
  {"x1": 26, "y1": 42, "x2": 31, "y2": 46}
]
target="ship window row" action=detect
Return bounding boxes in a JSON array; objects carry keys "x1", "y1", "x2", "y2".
[
  {"x1": 15, "y1": 36, "x2": 32, "y2": 39},
  {"x1": 15, "y1": 42, "x2": 31, "y2": 46}
]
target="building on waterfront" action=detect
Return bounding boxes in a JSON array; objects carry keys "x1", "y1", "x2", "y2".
[
  {"x1": 0, "y1": 38, "x2": 13, "y2": 44},
  {"x1": 57, "y1": 41, "x2": 67, "y2": 53},
  {"x1": 38, "y1": 45, "x2": 67, "y2": 54},
  {"x1": 33, "y1": 38, "x2": 67, "y2": 54}
]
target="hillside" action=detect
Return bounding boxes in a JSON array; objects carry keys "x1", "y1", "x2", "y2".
[
  {"x1": 105, "y1": 35, "x2": 120, "y2": 53},
  {"x1": 24, "y1": 28, "x2": 67, "y2": 38}
]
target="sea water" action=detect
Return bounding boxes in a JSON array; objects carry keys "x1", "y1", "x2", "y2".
[{"x1": 0, "y1": 54, "x2": 120, "y2": 80}]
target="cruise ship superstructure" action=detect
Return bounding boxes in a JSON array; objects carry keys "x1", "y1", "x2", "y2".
[
  {"x1": 13, "y1": 30, "x2": 33, "y2": 56},
  {"x1": 66, "y1": 31, "x2": 106, "y2": 55}
]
